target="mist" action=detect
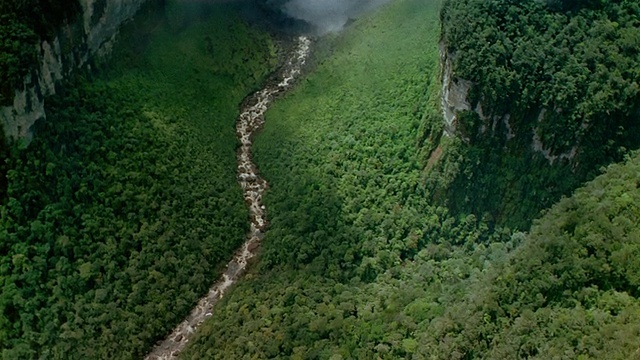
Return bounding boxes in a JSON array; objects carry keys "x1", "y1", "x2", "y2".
[
  {"x1": 168, "y1": 0, "x2": 392, "y2": 34},
  {"x1": 274, "y1": 0, "x2": 392, "y2": 34}
]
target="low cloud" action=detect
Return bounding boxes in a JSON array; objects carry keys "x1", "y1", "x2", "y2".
[{"x1": 280, "y1": 0, "x2": 390, "y2": 34}]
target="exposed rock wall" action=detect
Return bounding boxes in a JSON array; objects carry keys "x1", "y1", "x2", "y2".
[
  {"x1": 1, "y1": 0, "x2": 148, "y2": 143},
  {"x1": 439, "y1": 42, "x2": 471, "y2": 138},
  {"x1": 440, "y1": 44, "x2": 576, "y2": 163}
]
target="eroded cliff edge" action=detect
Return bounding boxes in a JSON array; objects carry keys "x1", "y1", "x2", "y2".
[
  {"x1": 434, "y1": 0, "x2": 640, "y2": 228},
  {"x1": 1, "y1": 0, "x2": 148, "y2": 143},
  {"x1": 440, "y1": 43, "x2": 575, "y2": 164}
]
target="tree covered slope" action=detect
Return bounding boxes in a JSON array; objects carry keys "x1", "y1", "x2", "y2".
[
  {"x1": 0, "y1": 2, "x2": 277, "y2": 358},
  {"x1": 432, "y1": 0, "x2": 640, "y2": 228},
  {"x1": 183, "y1": 151, "x2": 640, "y2": 359},
  {"x1": 179, "y1": 0, "x2": 640, "y2": 358},
  {"x1": 1, "y1": 0, "x2": 639, "y2": 358},
  {"x1": 424, "y1": 152, "x2": 640, "y2": 359}
]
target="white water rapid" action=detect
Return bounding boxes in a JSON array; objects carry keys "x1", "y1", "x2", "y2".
[{"x1": 144, "y1": 36, "x2": 311, "y2": 360}]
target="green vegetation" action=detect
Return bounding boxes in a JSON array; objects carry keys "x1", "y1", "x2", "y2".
[
  {"x1": 183, "y1": 151, "x2": 640, "y2": 359},
  {"x1": 0, "y1": 0, "x2": 80, "y2": 104},
  {"x1": 397, "y1": 152, "x2": 640, "y2": 359},
  {"x1": 176, "y1": 0, "x2": 474, "y2": 356},
  {"x1": 179, "y1": 0, "x2": 640, "y2": 358},
  {"x1": 252, "y1": 0, "x2": 449, "y2": 278},
  {"x1": 432, "y1": 0, "x2": 640, "y2": 228},
  {"x1": 2, "y1": 0, "x2": 639, "y2": 358},
  {"x1": 0, "y1": 14, "x2": 37, "y2": 105},
  {"x1": 0, "y1": 0, "x2": 80, "y2": 38},
  {"x1": 0, "y1": 2, "x2": 277, "y2": 358}
]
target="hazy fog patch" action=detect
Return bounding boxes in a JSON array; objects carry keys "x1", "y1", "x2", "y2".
[{"x1": 282, "y1": 0, "x2": 391, "y2": 34}]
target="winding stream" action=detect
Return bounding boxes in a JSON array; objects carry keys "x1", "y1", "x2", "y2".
[{"x1": 144, "y1": 36, "x2": 311, "y2": 360}]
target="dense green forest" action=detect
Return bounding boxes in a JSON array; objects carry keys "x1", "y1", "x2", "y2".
[
  {"x1": 0, "y1": 2, "x2": 277, "y2": 358},
  {"x1": 185, "y1": 151, "x2": 640, "y2": 359},
  {"x1": 179, "y1": 0, "x2": 640, "y2": 358},
  {"x1": 1, "y1": 0, "x2": 639, "y2": 358},
  {"x1": 432, "y1": 0, "x2": 640, "y2": 228}
]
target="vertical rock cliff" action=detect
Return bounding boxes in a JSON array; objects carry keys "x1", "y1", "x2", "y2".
[
  {"x1": 0, "y1": 0, "x2": 148, "y2": 142},
  {"x1": 439, "y1": 44, "x2": 573, "y2": 163},
  {"x1": 440, "y1": 42, "x2": 471, "y2": 139}
]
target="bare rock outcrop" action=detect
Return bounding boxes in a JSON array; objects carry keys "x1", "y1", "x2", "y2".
[
  {"x1": 1, "y1": 0, "x2": 148, "y2": 143},
  {"x1": 439, "y1": 43, "x2": 576, "y2": 163}
]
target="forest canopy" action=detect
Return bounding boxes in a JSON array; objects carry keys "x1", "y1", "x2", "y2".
[
  {"x1": 0, "y1": 2, "x2": 277, "y2": 358},
  {"x1": 178, "y1": 0, "x2": 640, "y2": 356},
  {"x1": 182, "y1": 153, "x2": 640, "y2": 359},
  {"x1": 431, "y1": 0, "x2": 640, "y2": 228},
  {"x1": 1, "y1": 0, "x2": 639, "y2": 358}
]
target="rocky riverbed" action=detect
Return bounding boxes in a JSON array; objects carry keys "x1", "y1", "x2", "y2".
[{"x1": 144, "y1": 35, "x2": 311, "y2": 360}]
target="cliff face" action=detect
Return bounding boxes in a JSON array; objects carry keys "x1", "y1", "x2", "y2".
[
  {"x1": 440, "y1": 44, "x2": 575, "y2": 164},
  {"x1": 0, "y1": 0, "x2": 148, "y2": 143},
  {"x1": 439, "y1": 42, "x2": 471, "y2": 139}
]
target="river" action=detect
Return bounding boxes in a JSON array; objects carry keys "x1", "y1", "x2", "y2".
[{"x1": 144, "y1": 35, "x2": 311, "y2": 360}]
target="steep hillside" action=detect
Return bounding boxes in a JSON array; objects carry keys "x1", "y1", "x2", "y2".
[
  {"x1": 0, "y1": 0, "x2": 80, "y2": 105},
  {"x1": 1, "y1": 0, "x2": 149, "y2": 141},
  {"x1": 0, "y1": 2, "x2": 277, "y2": 358},
  {"x1": 183, "y1": 151, "x2": 640, "y2": 359},
  {"x1": 2, "y1": 0, "x2": 639, "y2": 358},
  {"x1": 179, "y1": 0, "x2": 640, "y2": 358},
  {"x1": 0, "y1": 0, "x2": 81, "y2": 200},
  {"x1": 396, "y1": 151, "x2": 640, "y2": 359},
  {"x1": 0, "y1": 0, "x2": 148, "y2": 201},
  {"x1": 430, "y1": 0, "x2": 640, "y2": 228}
]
